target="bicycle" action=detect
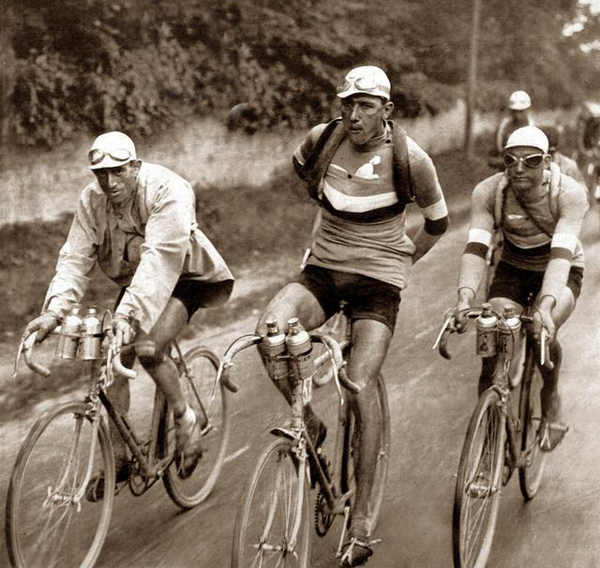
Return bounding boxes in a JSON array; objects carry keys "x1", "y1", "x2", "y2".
[
  {"x1": 221, "y1": 307, "x2": 390, "y2": 567},
  {"x1": 6, "y1": 308, "x2": 232, "y2": 568},
  {"x1": 433, "y1": 302, "x2": 558, "y2": 568}
]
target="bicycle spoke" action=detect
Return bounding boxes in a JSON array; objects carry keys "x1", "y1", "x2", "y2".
[
  {"x1": 7, "y1": 402, "x2": 114, "y2": 568},
  {"x1": 163, "y1": 347, "x2": 230, "y2": 509},
  {"x1": 232, "y1": 438, "x2": 310, "y2": 567},
  {"x1": 454, "y1": 389, "x2": 504, "y2": 568}
]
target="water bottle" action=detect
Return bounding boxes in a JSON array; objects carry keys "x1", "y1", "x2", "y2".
[
  {"x1": 498, "y1": 305, "x2": 521, "y2": 354},
  {"x1": 262, "y1": 315, "x2": 288, "y2": 381},
  {"x1": 56, "y1": 305, "x2": 83, "y2": 360},
  {"x1": 475, "y1": 303, "x2": 497, "y2": 357},
  {"x1": 80, "y1": 306, "x2": 103, "y2": 360},
  {"x1": 285, "y1": 318, "x2": 315, "y2": 404}
]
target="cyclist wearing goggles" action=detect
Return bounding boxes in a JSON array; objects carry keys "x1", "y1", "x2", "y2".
[
  {"x1": 21, "y1": 131, "x2": 234, "y2": 494},
  {"x1": 256, "y1": 65, "x2": 449, "y2": 567},
  {"x1": 452, "y1": 125, "x2": 588, "y2": 452},
  {"x1": 488, "y1": 90, "x2": 535, "y2": 171}
]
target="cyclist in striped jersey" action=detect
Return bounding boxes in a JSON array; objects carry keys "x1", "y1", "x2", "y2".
[
  {"x1": 452, "y1": 126, "x2": 587, "y2": 452},
  {"x1": 256, "y1": 65, "x2": 449, "y2": 566}
]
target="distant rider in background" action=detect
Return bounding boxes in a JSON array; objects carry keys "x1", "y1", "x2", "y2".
[{"x1": 488, "y1": 90, "x2": 534, "y2": 171}]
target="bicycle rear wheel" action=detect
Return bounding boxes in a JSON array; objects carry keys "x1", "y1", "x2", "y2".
[
  {"x1": 453, "y1": 388, "x2": 506, "y2": 568},
  {"x1": 162, "y1": 346, "x2": 229, "y2": 508},
  {"x1": 518, "y1": 346, "x2": 547, "y2": 500},
  {"x1": 231, "y1": 437, "x2": 311, "y2": 568},
  {"x1": 6, "y1": 401, "x2": 114, "y2": 568}
]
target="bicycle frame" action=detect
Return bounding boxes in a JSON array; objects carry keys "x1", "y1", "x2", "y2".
[
  {"x1": 435, "y1": 305, "x2": 550, "y2": 472},
  {"x1": 15, "y1": 328, "x2": 203, "y2": 496},
  {"x1": 222, "y1": 310, "x2": 360, "y2": 558},
  {"x1": 486, "y1": 328, "x2": 536, "y2": 471}
]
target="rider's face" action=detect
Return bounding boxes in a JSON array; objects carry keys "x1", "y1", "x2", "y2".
[
  {"x1": 93, "y1": 161, "x2": 140, "y2": 206},
  {"x1": 505, "y1": 146, "x2": 549, "y2": 193},
  {"x1": 340, "y1": 95, "x2": 393, "y2": 146}
]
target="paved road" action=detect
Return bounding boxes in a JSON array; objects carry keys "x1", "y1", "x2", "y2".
[{"x1": 1, "y1": 201, "x2": 600, "y2": 568}]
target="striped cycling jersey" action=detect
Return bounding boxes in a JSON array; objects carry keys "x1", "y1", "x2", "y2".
[
  {"x1": 466, "y1": 166, "x2": 587, "y2": 272},
  {"x1": 293, "y1": 122, "x2": 448, "y2": 290}
]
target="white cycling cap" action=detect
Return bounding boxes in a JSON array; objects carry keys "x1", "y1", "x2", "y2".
[
  {"x1": 505, "y1": 126, "x2": 549, "y2": 154},
  {"x1": 336, "y1": 66, "x2": 391, "y2": 100},
  {"x1": 508, "y1": 90, "x2": 532, "y2": 111},
  {"x1": 88, "y1": 131, "x2": 137, "y2": 170}
]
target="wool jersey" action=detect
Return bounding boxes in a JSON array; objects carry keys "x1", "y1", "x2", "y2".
[{"x1": 293, "y1": 122, "x2": 448, "y2": 290}]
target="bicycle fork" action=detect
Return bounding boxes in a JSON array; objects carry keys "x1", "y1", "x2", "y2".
[{"x1": 44, "y1": 402, "x2": 102, "y2": 511}]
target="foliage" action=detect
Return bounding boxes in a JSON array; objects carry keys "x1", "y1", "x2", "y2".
[{"x1": 4, "y1": 0, "x2": 600, "y2": 146}]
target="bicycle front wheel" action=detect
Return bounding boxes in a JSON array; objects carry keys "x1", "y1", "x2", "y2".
[
  {"x1": 453, "y1": 388, "x2": 506, "y2": 568},
  {"x1": 518, "y1": 347, "x2": 547, "y2": 500},
  {"x1": 6, "y1": 401, "x2": 114, "y2": 568},
  {"x1": 231, "y1": 438, "x2": 311, "y2": 568},
  {"x1": 163, "y1": 346, "x2": 229, "y2": 508}
]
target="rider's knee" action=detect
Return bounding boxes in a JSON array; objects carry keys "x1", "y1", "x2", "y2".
[{"x1": 135, "y1": 339, "x2": 166, "y2": 368}]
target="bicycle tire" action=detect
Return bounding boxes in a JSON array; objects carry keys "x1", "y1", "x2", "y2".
[
  {"x1": 453, "y1": 388, "x2": 506, "y2": 568},
  {"x1": 231, "y1": 437, "x2": 311, "y2": 568},
  {"x1": 162, "y1": 346, "x2": 230, "y2": 509},
  {"x1": 6, "y1": 401, "x2": 114, "y2": 568},
  {"x1": 518, "y1": 344, "x2": 547, "y2": 500}
]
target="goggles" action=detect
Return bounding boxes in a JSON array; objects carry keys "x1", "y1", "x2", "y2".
[
  {"x1": 88, "y1": 148, "x2": 133, "y2": 166},
  {"x1": 503, "y1": 152, "x2": 545, "y2": 169},
  {"x1": 336, "y1": 77, "x2": 390, "y2": 98}
]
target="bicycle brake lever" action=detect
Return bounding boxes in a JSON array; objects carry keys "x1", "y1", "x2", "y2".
[
  {"x1": 432, "y1": 317, "x2": 452, "y2": 351},
  {"x1": 13, "y1": 341, "x2": 25, "y2": 379}
]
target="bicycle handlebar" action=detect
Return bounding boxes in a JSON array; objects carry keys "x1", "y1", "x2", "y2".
[
  {"x1": 433, "y1": 307, "x2": 554, "y2": 369},
  {"x1": 109, "y1": 345, "x2": 137, "y2": 380},
  {"x1": 310, "y1": 332, "x2": 361, "y2": 394},
  {"x1": 216, "y1": 334, "x2": 263, "y2": 394},
  {"x1": 216, "y1": 331, "x2": 361, "y2": 395}
]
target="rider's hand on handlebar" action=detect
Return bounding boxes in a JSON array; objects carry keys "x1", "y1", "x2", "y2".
[
  {"x1": 451, "y1": 287, "x2": 476, "y2": 333},
  {"x1": 112, "y1": 314, "x2": 137, "y2": 351},
  {"x1": 532, "y1": 301, "x2": 555, "y2": 343},
  {"x1": 21, "y1": 311, "x2": 60, "y2": 345}
]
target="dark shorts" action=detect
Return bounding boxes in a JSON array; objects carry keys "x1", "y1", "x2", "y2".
[
  {"x1": 488, "y1": 261, "x2": 583, "y2": 307},
  {"x1": 116, "y1": 278, "x2": 234, "y2": 321},
  {"x1": 294, "y1": 265, "x2": 401, "y2": 333}
]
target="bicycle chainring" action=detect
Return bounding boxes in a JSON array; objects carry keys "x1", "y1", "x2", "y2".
[{"x1": 314, "y1": 488, "x2": 334, "y2": 537}]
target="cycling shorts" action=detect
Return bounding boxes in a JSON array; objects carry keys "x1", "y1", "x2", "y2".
[
  {"x1": 116, "y1": 278, "x2": 234, "y2": 321},
  {"x1": 488, "y1": 261, "x2": 583, "y2": 307},
  {"x1": 295, "y1": 265, "x2": 401, "y2": 333}
]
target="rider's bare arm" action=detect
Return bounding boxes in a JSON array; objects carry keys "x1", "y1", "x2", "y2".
[
  {"x1": 406, "y1": 141, "x2": 449, "y2": 263},
  {"x1": 456, "y1": 178, "x2": 497, "y2": 299},
  {"x1": 538, "y1": 176, "x2": 588, "y2": 306}
]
